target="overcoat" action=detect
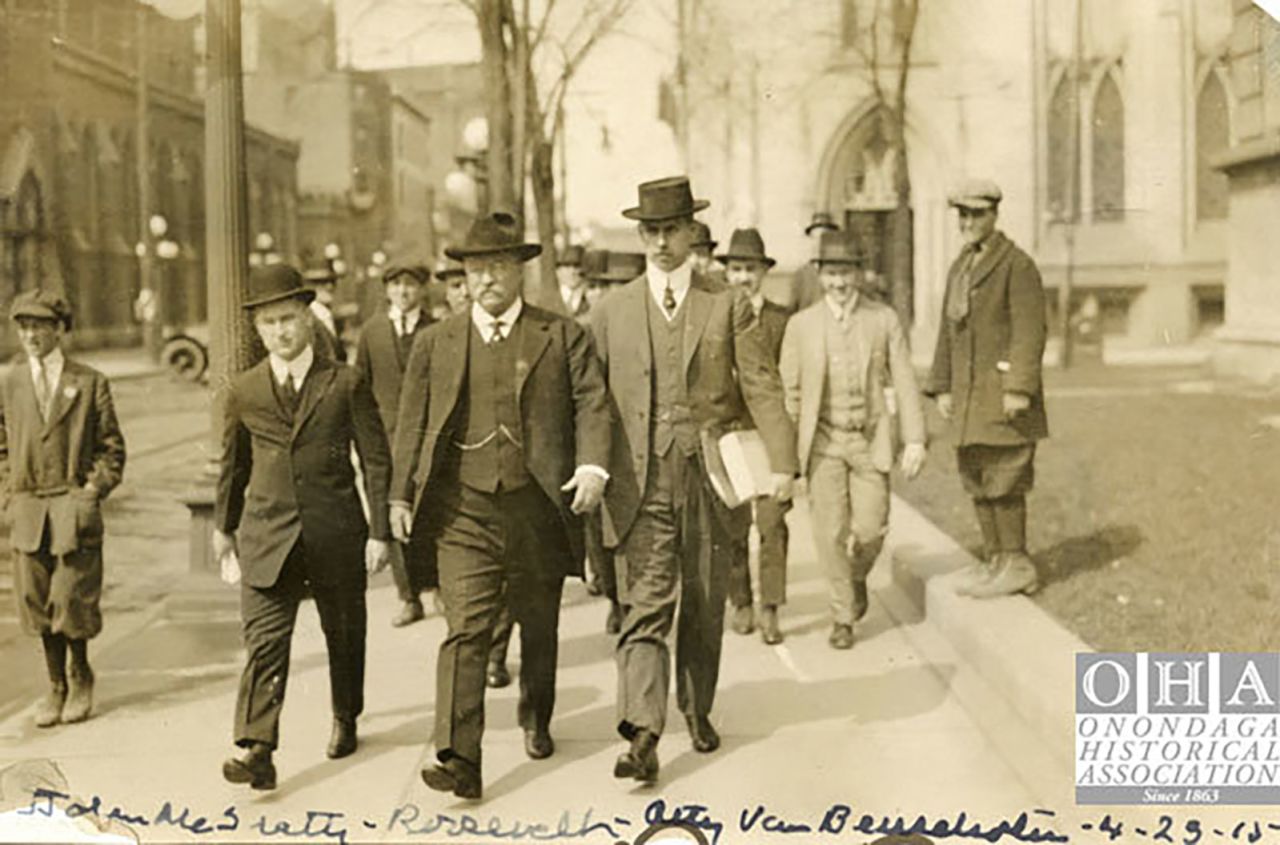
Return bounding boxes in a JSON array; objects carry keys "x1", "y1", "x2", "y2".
[
  {"x1": 925, "y1": 230, "x2": 1049, "y2": 446},
  {"x1": 354, "y1": 310, "x2": 430, "y2": 437}
]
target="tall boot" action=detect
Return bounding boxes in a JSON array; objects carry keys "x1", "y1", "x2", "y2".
[
  {"x1": 63, "y1": 638, "x2": 94, "y2": 724},
  {"x1": 956, "y1": 499, "x2": 1001, "y2": 596},
  {"x1": 969, "y1": 496, "x2": 1039, "y2": 598},
  {"x1": 35, "y1": 634, "x2": 68, "y2": 728}
]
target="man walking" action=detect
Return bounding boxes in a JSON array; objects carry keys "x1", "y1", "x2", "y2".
[
  {"x1": 924, "y1": 179, "x2": 1048, "y2": 598},
  {"x1": 793, "y1": 212, "x2": 840, "y2": 312},
  {"x1": 1, "y1": 291, "x2": 126, "y2": 728},
  {"x1": 355, "y1": 263, "x2": 440, "y2": 628},
  {"x1": 389, "y1": 212, "x2": 610, "y2": 800},
  {"x1": 591, "y1": 177, "x2": 797, "y2": 784},
  {"x1": 215, "y1": 264, "x2": 392, "y2": 791},
  {"x1": 780, "y1": 231, "x2": 926, "y2": 650}
]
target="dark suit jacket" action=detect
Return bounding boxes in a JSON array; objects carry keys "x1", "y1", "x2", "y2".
[
  {"x1": 0, "y1": 357, "x2": 126, "y2": 555},
  {"x1": 389, "y1": 304, "x2": 611, "y2": 576},
  {"x1": 590, "y1": 272, "x2": 799, "y2": 542},
  {"x1": 753, "y1": 299, "x2": 790, "y2": 363},
  {"x1": 924, "y1": 230, "x2": 1049, "y2": 446},
  {"x1": 215, "y1": 354, "x2": 391, "y2": 589},
  {"x1": 311, "y1": 310, "x2": 346, "y2": 363},
  {"x1": 355, "y1": 310, "x2": 430, "y2": 437}
]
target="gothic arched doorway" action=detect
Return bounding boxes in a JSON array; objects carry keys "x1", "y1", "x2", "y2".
[{"x1": 4, "y1": 170, "x2": 47, "y2": 299}]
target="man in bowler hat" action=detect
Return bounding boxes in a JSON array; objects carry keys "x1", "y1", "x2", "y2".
[
  {"x1": 389, "y1": 212, "x2": 610, "y2": 799},
  {"x1": 591, "y1": 177, "x2": 797, "y2": 783},
  {"x1": 924, "y1": 179, "x2": 1048, "y2": 598},
  {"x1": 793, "y1": 211, "x2": 840, "y2": 312},
  {"x1": 215, "y1": 264, "x2": 392, "y2": 790},
  {"x1": 716, "y1": 228, "x2": 792, "y2": 645},
  {"x1": 1, "y1": 291, "x2": 126, "y2": 728},
  {"x1": 354, "y1": 263, "x2": 441, "y2": 628}
]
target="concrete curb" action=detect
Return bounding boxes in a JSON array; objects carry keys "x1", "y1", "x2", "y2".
[{"x1": 887, "y1": 493, "x2": 1090, "y2": 779}]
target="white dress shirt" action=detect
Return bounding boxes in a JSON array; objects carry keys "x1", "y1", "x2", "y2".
[
  {"x1": 824, "y1": 292, "x2": 861, "y2": 324},
  {"x1": 560, "y1": 284, "x2": 586, "y2": 315},
  {"x1": 471, "y1": 298, "x2": 524, "y2": 342},
  {"x1": 646, "y1": 260, "x2": 694, "y2": 319},
  {"x1": 29, "y1": 346, "x2": 65, "y2": 393},
  {"x1": 310, "y1": 300, "x2": 337, "y2": 337},
  {"x1": 388, "y1": 305, "x2": 423, "y2": 337},
  {"x1": 267, "y1": 344, "x2": 315, "y2": 390}
]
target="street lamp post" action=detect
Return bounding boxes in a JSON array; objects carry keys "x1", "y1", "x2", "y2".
[{"x1": 135, "y1": 214, "x2": 178, "y2": 355}]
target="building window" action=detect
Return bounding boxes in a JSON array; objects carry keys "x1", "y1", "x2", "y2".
[
  {"x1": 1196, "y1": 70, "x2": 1230, "y2": 221},
  {"x1": 1091, "y1": 72, "x2": 1125, "y2": 221},
  {"x1": 1047, "y1": 73, "x2": 1080, "y2": 222}
]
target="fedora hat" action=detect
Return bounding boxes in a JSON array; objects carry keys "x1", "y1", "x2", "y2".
[
  {"x1": 583, "y1": 250, "x2": 646, "y2": 284},
  {"x1": 436, "y1": 257, "x2": 465, "y2": 281},
  {"x1": 804, "y1": 211, "x2": 839, "y2": 236},
  {"x1": 302, "y1": 259, "x2": 339, "y2": 286},
  {"x1": 10, "y1": 289, "x2": 73, "y2": 330},
  {"x1": 690, "y1": 221, "x2": 717, "y2": 250},
  {"x1": 715, "y1": 228, "x2": 775, "y2": 268},
  {"x1": 811, "y1": 231, "x2": 864, "y2": 266},
  {"x1": 556, "y1": 244, "x2": 585, "y2": 267},
  {"x1": 622, "y1": 176, "x2": 709, "y2": 222},
  {"x1": 243, "y1": 264, "x2": 316, "y2": 311},
  {"x1": 444, "y1": 212, "x2": 541, "y2": 262}
]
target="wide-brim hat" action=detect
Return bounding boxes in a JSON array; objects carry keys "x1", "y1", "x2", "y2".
[
  {"x1": 811, "y1": 231, "x2": 864, "y2": 266},
  {"x1": 583, "y1": 250, "x2": 646, "y2": 283},
  {"x1": 10, "y1": 289, "x2": 73, "y2": 330},
  {"x1": 690, "y1": 221, "x2": 717, "y2": 250},
  {"x1": 444, "y1": 212, "x2": 542, "y2": 262},
  {"x1": 715, "y1": 228, "x2": 775, "y2": 268},
  {"x1": 805, "y1": 211, "x2": 839, "y2": 235},
  {"x1": 557, "y1": 244, "x2": 585, "y2": 267},
  {"x1": 243, "y1": 264, "x2": 316, "y2": 311},
  {"x1": 947, "y1": 178, "x2": 1003, "y2": 210},
  {"x1": 622, "y1": 176, "x2": 709, "y2": 222}
]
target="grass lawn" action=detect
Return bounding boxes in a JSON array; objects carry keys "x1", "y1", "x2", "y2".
[{"x1": 895, "y1": 361, "x2": 1280, "y2": 653}]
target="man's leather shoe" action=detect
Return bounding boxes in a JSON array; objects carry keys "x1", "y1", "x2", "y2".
[
  {"x1": 326, "y1": 717, "x2": 357, "y2": 759},
  {"x1": 62, "y1": 668, "x2": 93, "y2": 724},
  {"x1": 829, "y1": 624, "x2": 855, "y2": 650},
  {"x1": 430, "y1": 590, "x2": 446, "y2": 615},
  {"x1": 34, "y1": 683, "x2": 67, "y2": 728},
  {"x1": 486, "y1": 662, "x2": 511, "y2": 688},
  {"x1": 730, "y1": 604, "x2": 755, "y2": 635},
  {"x1": 585, "y1": 577, "x2": 603, "y2": 596},
  {"x1": 852, "y1": 580, "x2": 870, "y2": 622},
  {"x1": 421, "y1": 756, "x2": 482, "y2": 800},
  {"x1": 613, "y1": 730, "x2": 659, "y2": 784},
  {"x1": 523, "y1": 727, "x2": 554, "y2": 760},
  {"x1": 954, "y1": 555, "x2": 1000, "y2": 596},
  {"x1": 223, "y1": 748, "x2": 277, "y2": 791},
  {"x1": 392, "y1": 598, "x2": 425, "y2": 628},
  {"x1": 605, "y1": 601, "x2": 623, "y2": 635},
  {"x1": 685, "y1": 714, "x2": 720, "y2": 753},
  {"x1": 759, "y1": 605, "x2": 783, "y2": 645},
  {"x1": 967, "y1": 552, "x2": 1039, "y2": 599}
]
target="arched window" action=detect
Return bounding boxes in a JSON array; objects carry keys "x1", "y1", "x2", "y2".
[
  {"x1": 1196, "y1": 70, "x2": 1229, "y2": 221},
  {"x1": 12, "y1": 172, "x2": 46, "y2": 295},
  {"x1": 1091, "y1": 71, "x2": 1125, "y2": 221},
  {"x1": 1047, "y1": 73, "x2": 1080, "y2": 221}
]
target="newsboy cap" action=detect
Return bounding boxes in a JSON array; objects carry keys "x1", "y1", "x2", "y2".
[
  {"x1": 947, "y1": 179, "x2": 1003, "y2": 210},
  {"x1": 10, "y1": 289, "x2": 73, "y2": 330}
]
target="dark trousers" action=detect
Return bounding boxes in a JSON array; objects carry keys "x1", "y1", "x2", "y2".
[
  {"x1": 617, "y1": 447, "x2": 730, "y2": 739},
  {"x1": 958, "y1": 444, "x2": 1036, "y2": 555},
  {"x1": 585, "y1": 513, "x2": 618, "y2": 602},
  {"x1": 390, "y1": 531, "x2": 439, "y2": 603},
  {"x1": 234, "y1": 541, "x2": 367, "y2": 750},
  {"x1": 434, "y1": 482, "x2": 568, "y2": 767},
  {"x1": 727, "y1": 497, "x2": 791, "y2": 609}
]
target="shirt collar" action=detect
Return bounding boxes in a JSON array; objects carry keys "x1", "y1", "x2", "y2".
[
  {"x1": 824, "y1": 292, "x2": 861, "y2": 322},
  {"x1": 749, "y1": 292, "x2": 765, "y2": 315},
  {"x1": 646, "y1": 259, "x2": 694, "y2": 313},
  {"x1": 560, "y1": 283, "x2": 584, "y2": 310},
  {"x1": 388, "y1": 304, "x2": 422, "y2": 330},
  {"x1": 471, "y1": 297, "x2": 524, "y2": 342},
  {"x1": 29, "y1": 346, "x2": 64, "y2": 378},
  {"x1": 268, "y1": 344, "x2": 314, "y2": 387}
]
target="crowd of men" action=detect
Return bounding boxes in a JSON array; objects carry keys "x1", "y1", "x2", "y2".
[{"x1": 0, "y1": 173, "x2": 1048, "y2": 801}]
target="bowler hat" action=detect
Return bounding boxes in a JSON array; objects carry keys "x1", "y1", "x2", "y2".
[
  {"x1": 622, "y1": 176, "x2": 709, "y2": 222},
  {"x1": 948, "y1": 178, "x2": 1003, "y2": 210},
  {"x1": 811, "y1": 231, "x2": 864, "y2": 266},
  {"x1": 243, "y1": 264, "x2": 316, "y2": 311},
  {"x1": 444, "y1": 212, "x2": 542, "y2": 262},
  {"x1": 557, "y1": 244, "x2": 585, "y2": 267},
  {"x1": 715, "y1": 228, "x2": 775, "y2": 268},
  {"x1": 583, "y1": 250, "x2": 645, "y2": 283},
  {"x1": 10, "y1": 289, "x2": 73, "y2": 330},
  {"x1": 383, "y1": 264, "x2": 431, "y2": 284},
  {"x1": 804, "y1": 211, "x2": 839, "y2": 236}
]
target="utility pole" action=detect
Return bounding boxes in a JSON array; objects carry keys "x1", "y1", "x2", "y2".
[{"x1": 1059, "y1": 0, "x2": 1084, "y2": 369}]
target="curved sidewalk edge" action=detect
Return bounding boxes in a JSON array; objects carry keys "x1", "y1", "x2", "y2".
[{"x1": 887, "y1": 494, "x2": 1089, "y2": 782}]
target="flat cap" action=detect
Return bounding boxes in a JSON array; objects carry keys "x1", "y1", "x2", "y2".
[
  {"x1": 947, "y1": 178, "x2": 1003, "y2": 210},
  {"x1": 10, "y1": 289, "x2": 73, "y2": 329}
]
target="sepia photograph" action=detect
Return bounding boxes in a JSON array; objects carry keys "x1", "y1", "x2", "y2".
[{"x1": 1, "y1": 0, "x2": 1279, "y2": 842}]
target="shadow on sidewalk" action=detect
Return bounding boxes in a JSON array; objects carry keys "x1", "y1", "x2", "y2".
[{"x1": 1037, "y1": 524, "x2": 1143, "y2": 587}]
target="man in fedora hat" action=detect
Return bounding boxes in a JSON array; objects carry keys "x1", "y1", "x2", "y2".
[
  {"x1": 925, "y1": 179, "x2": 1048, "y2": 599},
  {"x1": 716, "y1": 228, "x2": 793, "y2": 646},
  {"x1": 389, "y1": 212, "x2": 610, "y2": 799},
  {"x1": 214, "y1": 264, "x2": 392, "y2": 790},
  {"x1": 688, "y1": 221, "x2": 724, "y2": 286},
  {"x1": 591, "y1": 177, "x2": 797, "y2": 784},
  {"x1": 555, "y1": 244, "x2": 590, "y2": 321},
  {"x1": 303, "y1": 262, "x2": 347, "y2": 362},
  {"x1": 354, "y1": 264, "x2": 442, "y2": 629},
  {"x1": 1, "y1": 290, "x2": 126, "y2": 728},
  {"x1": 793, "y1": 211, "x2": 840, "y2": 312},
  {"x1": 780, "y1": 231, "x2": 927, "y2": 650}
]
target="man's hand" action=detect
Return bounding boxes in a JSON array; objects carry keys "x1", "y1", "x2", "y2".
[
  {"x1": 935, "y1": 393, "x2": 954, "y2": 421},
  {"x1": 365, "y1": 538, "x2": 391, "y2": 574},
  {"x1": 769, "y1": 472, "x2": 794, "y2": 503},
  {"x1": 561, "y1": 467, "x2": 607, "y2": 514},
  {"x1": 213, "y1": 530, "x2": 240, "y2": 586},
  {"x1": 900, "y1": 443, "x2": 927, "y2": 480},
  {"x1": 389, "y1": 502, "x2": 414, "y2": 543},
  {"x1": 1002, "y1": 391, "x2": 1031, "y2": 419}
]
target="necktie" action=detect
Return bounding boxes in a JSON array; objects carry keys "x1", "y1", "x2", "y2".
[
  {"x1": 395, "y1": 314, "x2": 406, "y2": 337},
  {"x1": 490, "y1": 319, "x2": 505, "y2": 344},
  {"x1": 662, "y1": 281, "x2": 677, "y2": 318},
  {"x1": 33, "y1": 362, "x2": 51, "y2": 420},
  {"x1": 946, "y1": 243, "x2": 980, "y2": 323},
  {"x1": 282, "y1": 373, "x2": 300, "y2": 416}
]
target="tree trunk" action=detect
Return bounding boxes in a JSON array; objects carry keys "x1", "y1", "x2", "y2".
[
  {"x1": 530, "y1": 134, "x2": 561, "y2": 313},
  {"x1": 888, "y1": 107, "x2": 914, "y2": 328},
  {"x1": 479, "y1": 0, "x2": 515, "y2": 215}
]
